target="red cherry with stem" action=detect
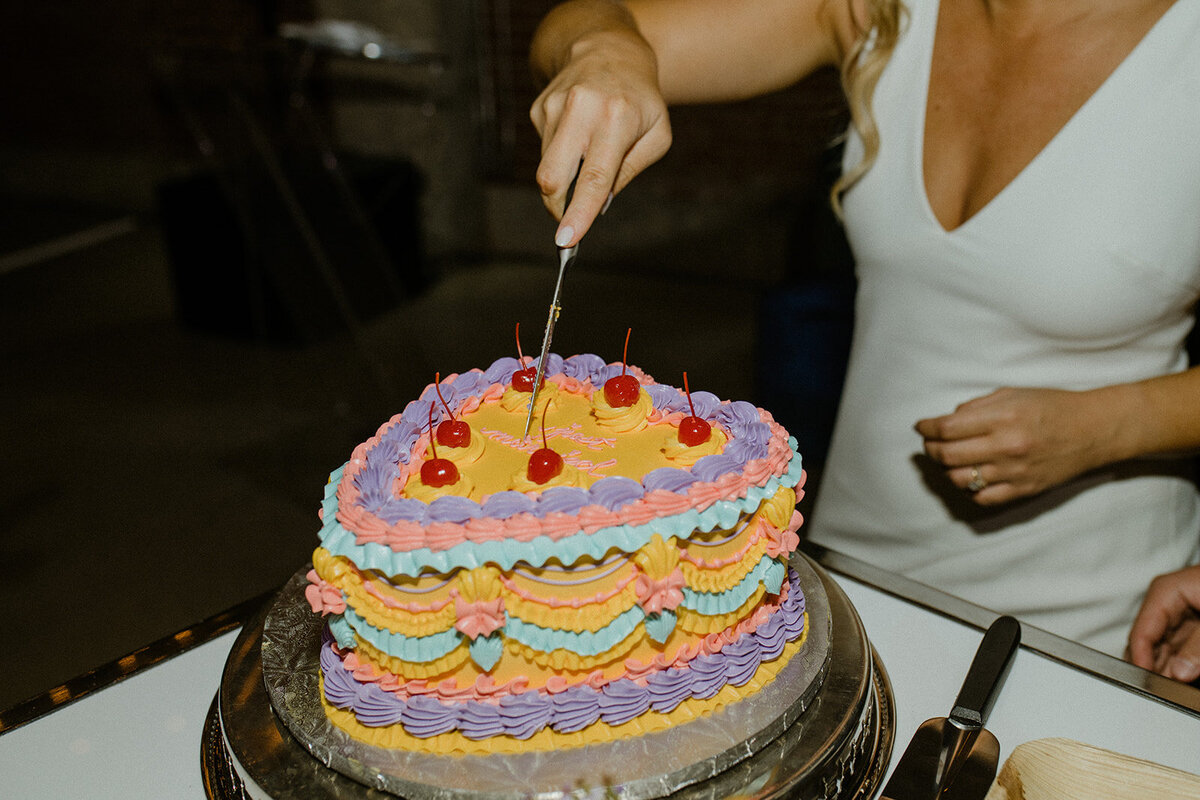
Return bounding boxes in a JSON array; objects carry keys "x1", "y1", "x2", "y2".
[
  {"x1": 679, "y1": 371, "x2": 712, "y2": 446},
  {"x1": 420, "y1": 403, "x2": 459, "y2": 487},
  {"x1": 603, "y1": 327, "x2": 640, "y2": 407},
  {"x1": 433, "y1": 373, "x2": 471, "y2": 447},
  {"x1": 512, "y1": 322, "x2": 540, "y2": 392},
  {"x1": 527, "y1": 414, "x2": 564, "y2": 484}
]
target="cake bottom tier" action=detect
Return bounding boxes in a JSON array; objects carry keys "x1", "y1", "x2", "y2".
[{"x1": 205, "y1": 556, "x2": 895, "y2": 800}]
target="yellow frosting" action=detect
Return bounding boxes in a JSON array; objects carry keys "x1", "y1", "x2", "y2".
[
  {"x1": 590, "y1": 386, "x2": 653, "y2": 432},
  {"x1": 661, "y1": 426, "x2": 727, "y2": 466}
]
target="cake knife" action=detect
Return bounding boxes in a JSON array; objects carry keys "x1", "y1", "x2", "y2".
[
  {"x1": 881, "y1": 615, "x2": 1020, "y2": 800},
  {"x1": 523, "y1": 174, "x2": 579, "y2": 440}
]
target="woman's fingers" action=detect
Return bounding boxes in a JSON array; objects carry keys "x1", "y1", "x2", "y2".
[{"x1": 1128, "y1": 566, "x2": 1200, "y2": 682}]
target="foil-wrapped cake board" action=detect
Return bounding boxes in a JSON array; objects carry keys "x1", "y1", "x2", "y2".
[{"x1": 202, "y1": 554, "x2": 894, "y2": 799}]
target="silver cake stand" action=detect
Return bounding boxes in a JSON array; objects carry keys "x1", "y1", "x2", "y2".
[{"x1": 202, "y1": 554, "x2": 894, "y2": 799}]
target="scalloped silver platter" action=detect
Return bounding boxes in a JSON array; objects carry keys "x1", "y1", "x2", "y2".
[{"x1": 210, "y1": 553, "x2": 894, "y2": 799}]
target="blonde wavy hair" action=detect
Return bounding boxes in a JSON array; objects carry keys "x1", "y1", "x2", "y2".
[{"x1": 831, "y1": 0, "x2": 906, "y2": 215}]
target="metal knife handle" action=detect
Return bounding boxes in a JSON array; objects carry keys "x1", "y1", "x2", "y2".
[{"x1": 949, "y1": 615, "x2": 1021, "y2": 729}]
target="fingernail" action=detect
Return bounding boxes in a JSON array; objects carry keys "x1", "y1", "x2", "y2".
[
  {"x1": 1168, "y1": 657, "x2": 1200, "y2": 682},
  {"x1": 601, "y1": 192, "x2": 614, "y2": 215},
  {"x1": 555, "y1": 226, "x2": 574, "y2": 248}
]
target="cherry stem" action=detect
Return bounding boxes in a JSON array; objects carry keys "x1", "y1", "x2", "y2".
[
  {"x1": 427, "y1": 403, "x2": 439, "y2": 459},
  {"x1": 683, "y1": 371, "x2": 697, "y2": 417},
  {"x1": 515, "y1": 322, "x2": 527, "y2": 369},
  {"x1": 621, "y1": 327, "x2": 631, "y2": 377},
  {"x1": 541, "y1": 412, "x2": 550, "y2": 450},
  {"x1": 433, "y1": 372, "x2": 455, "y2": 421}
]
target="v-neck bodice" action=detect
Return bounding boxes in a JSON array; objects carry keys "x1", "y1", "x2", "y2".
[
  {"x1": 920, "y1": 0, "x2": 1182, "y2": 233},
  {"x1": 809, "y1": 0, "x2": 1200, "y2": 656}
]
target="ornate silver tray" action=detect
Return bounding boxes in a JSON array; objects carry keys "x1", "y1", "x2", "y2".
[{"x1": 202, "y1": 553, "x2": 893, "y2": 799}]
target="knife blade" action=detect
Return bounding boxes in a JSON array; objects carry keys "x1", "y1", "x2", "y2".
[
  {"x1": 881, "y1": 615, "x2": 1021, "y2": 800},
  {"x1": 523, "y1": 173, "x2": 579, "y2": 440}
]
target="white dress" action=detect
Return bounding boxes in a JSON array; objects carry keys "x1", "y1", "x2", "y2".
[{"x1": 808, "y1": 0, "x2": 1200, "y2": 656}]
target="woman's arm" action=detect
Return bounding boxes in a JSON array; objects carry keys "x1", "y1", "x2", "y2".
[
  {"x1": 529, "y1": 0, "x2": 854, "y2": 246},
  {"x1": 916, "y1": 366, "x2": 1200, "y2": 505}
]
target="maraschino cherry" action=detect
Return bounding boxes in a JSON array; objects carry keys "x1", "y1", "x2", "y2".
[
  {"x1": 603, "y1": 327, "x2": 640, "y2": 407},
  {"x1": 511, "y1": 322, "x2": 541, "y2": 392},
  {"x1": 678, "y1": 372, "x2": 712, "y2": 446},
  {"x1": 433, "y1": 373, "x2": 470, "y2": 447},
  {"x1": 420, "y1": 404, "x2": 460, "y2": 487},
  {"x1": 527, "y1": 415, "x2": 564, "y2": 484}
]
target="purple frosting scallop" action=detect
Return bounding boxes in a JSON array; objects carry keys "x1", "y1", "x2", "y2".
[
  {"x1": 459, "y1": 700, "x2": 505, "y2": 740},
  {"x1": 561, "y1": 353, "x2": 606, "y2": 382},
  {"x1": 499, "y1": 692, "x2": 554, "y2": 740},
  {"x1": 722, "y1": 636, "x2": 764, "y2": 688},
  {"x1": 550, "y1": 686, "x2": 602, "y2": 733},
  {"x1": 690, "y1": 453, "x2": 742, "y2": 482},
  {"x1": 427, "y1": 495, "x2": 483, "y2": 523},
  {"x1": 598, "y1": 679, "x2": 651, "y2": 727},
  {"x1": 687, "y1": 652, "x2": 728, "y2": 700},
  {"x1": 642, "y1": 467, "x2": 698, "y2": 493},
  {"x1": 482, "y1": 490, "x2": 538, "y2": 517},
  {"x1": 646, "y1": 667, "x2": 696, "y2": 714},
  {"x1": 375, "y1": 497, "x2": 430, "y2": 525},
  {"x1": 356, "y1": 682, "x2": 408, "y2": 727},
  {"x1": 588, "y1": 476, "x2": 645, "y2": 511},
  {"x1": 535, "y1": 486, "x2": 591, "y2": 515},
  {"x1": 400, "y1": 694, "x2": 461, "y2": 737}
]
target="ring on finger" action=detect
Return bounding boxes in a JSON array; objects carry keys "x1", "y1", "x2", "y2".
[{"x1": 967, "y1": 465, "x2": 987, "y2": 492}]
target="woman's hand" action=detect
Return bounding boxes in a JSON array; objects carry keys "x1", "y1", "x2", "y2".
[
  {"x1": 914, "y1": 387, "x2": 1121, "y2": 505},
  {"x1": 1128, "y1": 565, "x2": 1200, "y2": 683},
  {"x1": 530, "y1": 5, "x2": 672, "y2": 247}
]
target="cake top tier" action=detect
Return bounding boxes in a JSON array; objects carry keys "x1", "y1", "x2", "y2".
[{"x1": 318, "y1": 354, "x2": 803, "y2": 575}]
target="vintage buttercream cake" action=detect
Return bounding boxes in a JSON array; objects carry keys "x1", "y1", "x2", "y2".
[{"x1": 304, "y1": 348, "x2": 809, "y2": 754}]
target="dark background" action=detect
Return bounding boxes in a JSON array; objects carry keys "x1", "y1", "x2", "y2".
[{"x1": 0, "y1": 1, "x2": 854, "y2": 712}]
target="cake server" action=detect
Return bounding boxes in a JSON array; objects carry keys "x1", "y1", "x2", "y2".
[
  {"x1": 881, "y1": 615, "x2": 1021, "y2": 800},
  {"x1": 523, "y1": 173, "x2": 579, "y2": 440}
]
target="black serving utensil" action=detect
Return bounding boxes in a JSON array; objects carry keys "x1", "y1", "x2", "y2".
[{"x1": 881, "y1": 615, "x2": 1021, "y2": 800}]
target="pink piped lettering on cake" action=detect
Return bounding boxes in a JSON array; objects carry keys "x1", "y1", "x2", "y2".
[
  {"x1": 563, "y1": 454, "x2": 619, "y2": 476},
  {"x1": 481, "y1": 424, "x2": 616, "y2": 454}
]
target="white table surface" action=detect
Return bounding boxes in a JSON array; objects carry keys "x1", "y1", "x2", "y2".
[{"x1": 2, "y1": 572, "x2": 1197, "y2": 798}]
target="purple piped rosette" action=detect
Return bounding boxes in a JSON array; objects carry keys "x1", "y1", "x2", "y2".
[
  {"x1": 320, "y1": 567, "x2": 807, "y2": 739},
  {"x1": 350, "y1": 354, "x2": 778, "y2": 528}
]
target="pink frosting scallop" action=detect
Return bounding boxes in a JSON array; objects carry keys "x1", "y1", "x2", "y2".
[
  {"x1": 463, "y1": 517, "x2": 507, "y2": 544},
  {"x1": 305, "y1": 570, "x2": 347, "y2": 614},
  {"x1": 503, "y1": 512, "x2": 545, "y2": 543},
  {"x1": 577, "y1": 505, "x2": 622, "y2": 534},
  {"x1": 539, "y1": 511, "x2": 585, "y2": 538},
  {"x1": 426, "y1": 522, "x2": 468, "y2": 551},
  {"x1": 640, "y1": 489, "x2": 696, "y2": 518}
]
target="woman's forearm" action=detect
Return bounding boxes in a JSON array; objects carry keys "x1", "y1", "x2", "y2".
[
  {"x1": 530, "y1": 1, "x2": 649, "y2": 86},
  {"x1": 1102, "y1": 366, "x2": 1200, "y2": 464},
  {"x1": 532, "y1": 0, "x2": 847, "y2": 104}
]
